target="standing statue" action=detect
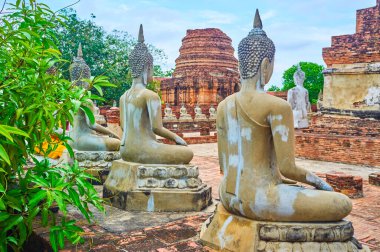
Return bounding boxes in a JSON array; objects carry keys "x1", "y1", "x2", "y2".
[
  {"x1": 69, "y1": 44, "x2": 120, "y2": 151},
  {"x1": 208, "y1": 104, "x2": 217, "y2": 120},
  {"x1": 287, "y1": 64, "x2": 311, "y2": 128},
  {"x1": 119, "y1": 25, "x2": 192, "y2": 164}
]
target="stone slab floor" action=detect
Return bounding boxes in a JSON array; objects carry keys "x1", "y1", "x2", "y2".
[{"x1": 29, "y1": 143, "x2": 380, "y2": 251}]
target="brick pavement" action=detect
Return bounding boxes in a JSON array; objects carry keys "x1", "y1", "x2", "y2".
[{"x1": 28, "y1": 143, "x2": 380, "y2": 251}]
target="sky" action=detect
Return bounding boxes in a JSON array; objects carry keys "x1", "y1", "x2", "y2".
[{"x1": 46, "y1": 0, "x2": 376, "y2": 87}]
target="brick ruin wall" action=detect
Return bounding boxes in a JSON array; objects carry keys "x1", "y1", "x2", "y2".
[
  {"x1": 322, "y1": 1, "x2": 380, "y2": 67},
  {"x1": 295, "y1": 115, "x2": 380, "y2": 167}
]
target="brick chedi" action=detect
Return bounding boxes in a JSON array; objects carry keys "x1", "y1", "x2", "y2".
[
  {"x1": 321, "y1": 0, "x2": 380, "y2": 117},
  {"x1": 160, "y1": 28, "x2": 239, "y2": 112},
  {"x1": 294, "y1": 1, "x2": 380, "y2": 167}
]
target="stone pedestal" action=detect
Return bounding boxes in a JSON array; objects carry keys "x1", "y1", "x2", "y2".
[
  {"x1": 200, "y1": 204, "x2": 368, "y2": 252},
  {"x1": 103, "y1": 160, "x2": 212, "y2": 212},
  {"x1": 74, "y1": 151, "x2": 120, "y2": 184},
  {"x1": 369, "y1": 173, "x2": 380, "y2": 186},
  {"x1": 326, "y1": 173, "x2": 363, "y2": 199}
]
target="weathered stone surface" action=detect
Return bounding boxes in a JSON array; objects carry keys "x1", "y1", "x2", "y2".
[
  {"x1": 322, "y1": 1, "x2": 380, "y2": 113},
  {"x1": 200, "y1": 204, "x2": 368, "y2": 252},
  {"x1": 103, "y1": 160, "x2": 212, "y2": 212},
  {"x1": 160, "y1": 28, "x2": 239, "y2": 108},
  {"x1": 74, "y1": 150, "x2": 120, "y2": 184}
]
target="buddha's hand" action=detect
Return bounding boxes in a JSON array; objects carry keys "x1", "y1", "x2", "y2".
[
  {"x1": 306, "y1": 173, "x2": 334, "y2": 191},
  {"x1": 174, "y1": 136, "x2": 188, "y2": 146}
]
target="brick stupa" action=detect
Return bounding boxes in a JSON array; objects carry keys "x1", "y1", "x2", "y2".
[
  {"x1": 321, "y1": 0, "x2": 380, "y2": 118},
  {"x1": 160, "y1": 28, "x2": 239, "y2": 113}
]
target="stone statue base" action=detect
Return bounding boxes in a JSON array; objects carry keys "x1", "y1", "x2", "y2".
[
  {"x1": 179, "y1": 115, "x2": 193, "y2": 122},
  {"x1": 194, "y1": 115, "x2": 207, "y2": 120},
  {"x1": 74, "y1": 151, "x2": 120, "y2": 184},
  {"x1": 200, "y1": 204, "x2": 368, "y2": 252},
  {"x1": 103, "y1": 160, "x2": 212, "y2": 212},
  {"x1": 163, "y1": 116, "x2": 177, "y2": 122}
]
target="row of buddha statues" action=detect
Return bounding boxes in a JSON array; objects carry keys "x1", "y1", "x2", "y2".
[
  {"x1": 66, "y1": 9, "x2": 363, "y2": 251},
  {"x1": 163, "y1": 103, "x2": 217, "y2": 121}
]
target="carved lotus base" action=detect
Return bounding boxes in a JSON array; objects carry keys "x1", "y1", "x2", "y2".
[
  {"x1": 74, "y1": 150, "x2": 120, "y2": 185},
  {"x1": 103, "y1": 160, "x2": 212, "y2": 212},
  {"x1": 200, "y1": 204, "x2": 369, "y2": 252}
]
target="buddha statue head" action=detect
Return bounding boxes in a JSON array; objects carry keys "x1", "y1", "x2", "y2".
[
  {"x1": 69, "y1": 43, "x2": 91, "y2": 89},
  {"x1": 129, "y1": 24, "x2": 154, "y2": 85},
  {"x1": 238, "y1": 9, "x2": 276, "y2": 90},
  {"x1": 294, "y1": 64, "x2": 306, "y2": 87}
]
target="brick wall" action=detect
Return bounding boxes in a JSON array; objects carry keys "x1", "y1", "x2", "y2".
[{"x1": 322, "y1": 2, "x2": 380, "y2": 67}]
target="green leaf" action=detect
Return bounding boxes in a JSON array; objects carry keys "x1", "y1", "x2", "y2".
[
  {"x1": 0, "y1": 199, "x2": 6, "y2": 211},
  {"x1": 0, "y1": 144, "x2": 9, "y2": 165},
  {"x1": 50, "y1": 230, "x2": 58, "y2": 252},
  {"x1": 0, "y1": 125, "x2": 14, "y2": 143},
  {"x1": 29, "y1": 190, "x2": 47, "y2": 209},
  {"x1": 0, "y1": 212, "x2": 10, "y2": 222},
  {"x1": 93, "y1": 84, "x2": 103, "y2": 96},
  {"x1": 2, "y1": 125, "x2": 29, "y2": 138},
  {"x1": 80, "y1": 105, "x2": 95, "y2": 125},
  {"x1": 4, "y1": 216, "x2": 23, "y2": 232},
  {"x1": 0, "y1": 183, "x2": 4, "y2": 193}
]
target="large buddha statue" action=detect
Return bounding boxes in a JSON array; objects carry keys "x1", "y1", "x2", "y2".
[
  {"x1": 217, "y1": 10, "x2": 351, "y2": 222},
  {"x1": 287, "y1": 64, "x2": 311, "y2": 128},
  {"x1": 69, "y1": 44, "x2": 120, "y2": 151},
  {"x1": 119, "y1": 25, "x2": 193, "y2": 164}
]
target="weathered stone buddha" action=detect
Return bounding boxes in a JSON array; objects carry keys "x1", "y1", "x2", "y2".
[
  {"x1": 93, "y1": 100, "x2": 107, "y2": 126},
  {"x1": 287, "y1": 64, "x2": 311, "y2": 128},
  {"x1": 194, "y1": 103, "x2": 207, "y2": 120},
  {"x1": 104, "y1": 25, "x2": 211, "y2": 212},
  {"x1": 69, "y1": 44, "x2": 121, "y2": 183},
  {"x1": 163, "y1": 103, "x2": 177, "y2": 121},
  {"x1": 208, "y1": 104, "x2": 217, "y2": 120},
  {"x1": 200, "y1": 10, "x2": 362, "y2": 252},
  {"x1": 179, "y1": 103, "x2": 192, "y2": 120},
  {"x1": 69, "y1": 44, "x2": 120, "y2": 152}
]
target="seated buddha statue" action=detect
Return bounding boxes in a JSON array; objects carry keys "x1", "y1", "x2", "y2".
[
  {"x1": 69, "y1": 44, "x2": 120, "y2": 151},
  {"x1": 217, "y1": 11, "x2": 352, "y2": 222},
  {"x1": 287, "y1": 64, "x2": 311, "y2": 128},
  {"x1": 194, "y1": 103, "x2": 206, "y2": 120},
  {"x1": 179, "y1": 103, "x2": 192, "y2": 120},
  {"x1": 163, "y1": 103, "x2": 176, "y2": 120},
  {"x1": 119, "y1": 25, "x2": 193, "y2": 164},
  {"x1": 208, "y1": 104, "x2": 217, "y2": 120}
]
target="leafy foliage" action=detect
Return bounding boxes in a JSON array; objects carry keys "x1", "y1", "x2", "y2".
[
  {"x1": 281, "y1": 62, "x2": 324, "y2": 104},
  {"x1": 267, "y1": 85, "x2": 281, "y2": 92},
  {"x1": 0, "y1": 1, "x2": 113, "y2": 251},
  {"x1": 53, "y1": 9, "x2": 168, "y2": 104}
]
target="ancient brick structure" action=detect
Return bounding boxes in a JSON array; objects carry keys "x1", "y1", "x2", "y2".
[
  {"x1": 369, "y1": 173, "x2": 380, "y2": 186},
  {"x1": 295, "y1": 114, "x2": 380, "y2": 167},
  {"x1": 323, "y1": 0, "x2": 380, "y2": 67},
  {"x1": 160, "y1": 28, "x2": 239, "y2": 111},
  {"x1": 321, "y1": 1, "x2": 380, "y2": 115},
  {"x1": 325, "y1": 173, "x2": 363, "y2": 199}
]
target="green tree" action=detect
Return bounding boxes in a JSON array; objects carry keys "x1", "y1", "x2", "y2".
[
  {"x1": 0, "y1": 1, "x2": 113, "y2": 251},
  {"x1": 281, "y1": 62, "x2": 324, "y2": 104},
  {"x1": 53, "y1": 9, "x2": 167, "y2": 104},
  {"x1": 267, "y1": 85, "x2": 281, "y2": 92}
]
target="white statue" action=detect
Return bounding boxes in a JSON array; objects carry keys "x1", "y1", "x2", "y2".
[
  {"x1": 179, "y1": 103, "x2": 192, "y2": 120},
  {"x1": 194, "y1": 103, "x2": 206, "y2": 120},
  {"x1": 287, "y1": 64, "x2": 311, "y2": 128},
  {"x1": 208, "y1": 104, "x2": 217, "y2": 120},
  {"x1": 163, "y1": 103, "x2": 176, "y2": 120}
]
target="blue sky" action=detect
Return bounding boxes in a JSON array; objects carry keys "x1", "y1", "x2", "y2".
[{"x1": 47, "y1": 0, "x2": 375, "y2": 87}]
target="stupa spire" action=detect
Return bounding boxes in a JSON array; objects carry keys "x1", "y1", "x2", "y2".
[
  {"x1": 77, "y1": 43, "x2": 83, "y2": 58},
  {"x1": 138, "y1": 24, "x2": 144, "y2": 43}
]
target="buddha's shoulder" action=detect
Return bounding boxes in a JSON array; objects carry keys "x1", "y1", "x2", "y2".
[{"x1": 141, "y1": 89, "x2": 160, "y2": 100}]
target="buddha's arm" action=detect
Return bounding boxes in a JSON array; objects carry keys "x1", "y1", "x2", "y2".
[
  {"x1": 271, "y1": 103, "x2": 332, "y2": 191},
  {"x1": 147, "y1": 96, "x2": 187, "y2": 146},
  {"x1": 217, "y1": 104, "x2": 227, "y2": 174},
  {"x1": 120, "y1": 94, "x2": 127, "y2": 146},
  {"x1": 86, "y1": 115, "x2": 120, "y2": 139}
]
